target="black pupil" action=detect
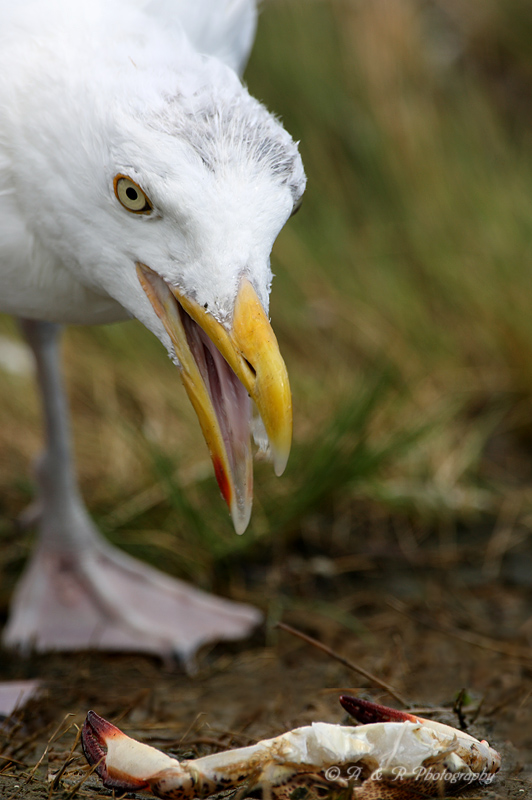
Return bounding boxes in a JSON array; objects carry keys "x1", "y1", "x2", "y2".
[{"x1": 126, "y1": 186, "x2": 138, "y2": 201}]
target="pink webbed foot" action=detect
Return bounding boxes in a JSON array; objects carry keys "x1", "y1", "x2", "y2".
[
  {"x1": 2, "y1": 535, "x2": 261, "y2": 665},
  {"x1": 0, "y1": 680, "x2": 41, "y2": 718}
]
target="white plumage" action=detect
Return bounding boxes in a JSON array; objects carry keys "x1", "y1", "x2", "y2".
[
  {"x1": 0, "y1": 0, "x2": 304, "y2": 326},
  {"x1": 0, "y1": 0, "x2": 305, "y2": 661}
]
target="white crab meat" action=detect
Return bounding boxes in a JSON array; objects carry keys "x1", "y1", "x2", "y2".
[{"x1": 81, "y1": 696, "x2": 501, "y2": 799}]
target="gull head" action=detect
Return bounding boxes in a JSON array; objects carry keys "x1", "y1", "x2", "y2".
[{"x1": 12, "y1": 24, "x2": 305, "y2": 532}]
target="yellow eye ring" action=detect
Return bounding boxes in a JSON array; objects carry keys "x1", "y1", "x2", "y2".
[{"x1": 113, "y1": 175, "x2": 153, "y2": 214}]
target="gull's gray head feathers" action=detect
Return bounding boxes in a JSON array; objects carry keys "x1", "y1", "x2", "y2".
[{"x1": 0, "y1": 0, "x2": 305, "y2": 344}]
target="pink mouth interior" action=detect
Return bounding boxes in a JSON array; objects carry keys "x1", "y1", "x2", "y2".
[{"x1": 177, "y1": 304, "x2": 252, "y2": 515}]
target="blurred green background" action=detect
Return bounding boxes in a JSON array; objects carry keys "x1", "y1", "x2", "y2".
[{"x1": 2, "y1": 0, "x2": 532, "y2": 603}]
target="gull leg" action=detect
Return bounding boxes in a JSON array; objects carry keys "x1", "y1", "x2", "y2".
[{"x1": 2, "y1": 320, "x2": 261, "y2": 663}]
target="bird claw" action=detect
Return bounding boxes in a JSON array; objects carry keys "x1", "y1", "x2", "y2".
[{"x1": 82, "y1": 697, "x2": 501, "y2": 799}]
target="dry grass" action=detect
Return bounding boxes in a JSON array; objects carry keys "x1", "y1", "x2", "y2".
[{"x1": 2, "y1": 0, "x2": 532, "y2": 584}]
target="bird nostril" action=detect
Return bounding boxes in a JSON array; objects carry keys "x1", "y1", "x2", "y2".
[{"x1": 243, "y1": 357, "x2": 256, "y2": 378}]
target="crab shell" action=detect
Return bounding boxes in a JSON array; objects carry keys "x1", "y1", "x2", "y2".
[{"x1": 81, "y1": 697, "x2": 501, "y2": 800}]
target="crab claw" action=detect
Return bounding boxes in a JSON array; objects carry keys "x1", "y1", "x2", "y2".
[
  {"x1": 82, "y1": 710, "x2": 179, "y2": 792},
  {"x1": 339, "y1": 695, "x2": 502, "y2": 776},
  {"x1": 339, "y1": 695, "x2": 419, "y2": 725}
]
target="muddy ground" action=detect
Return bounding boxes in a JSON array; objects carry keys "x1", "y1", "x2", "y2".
[{"x1": 0, "y1": 513, "x2": 531, "y2": 800}]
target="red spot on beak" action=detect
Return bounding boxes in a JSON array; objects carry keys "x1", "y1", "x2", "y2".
[{"x1": 213, "y1": 456, "x2": 231, "y2": 507}]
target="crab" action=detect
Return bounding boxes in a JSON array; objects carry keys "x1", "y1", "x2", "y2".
[{"x1": 81, "y1": 695, "x2": 501, "y2": 800}]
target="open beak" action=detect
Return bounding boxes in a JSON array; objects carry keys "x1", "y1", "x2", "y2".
[{"x1": 137, "y1": 264, "x2": 292, "y2": 534}]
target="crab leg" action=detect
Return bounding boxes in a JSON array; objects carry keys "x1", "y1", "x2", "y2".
[
  {"x1": 82, "y1": 710, "x2": 375, "y2": 798},
  {"x1": 82, "y1": 700, "x2": 501, "y2": 800}
]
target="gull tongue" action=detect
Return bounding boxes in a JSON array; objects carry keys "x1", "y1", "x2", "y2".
[{"x1": 179, "y1": 310, "x2": 253, "y2": 534}]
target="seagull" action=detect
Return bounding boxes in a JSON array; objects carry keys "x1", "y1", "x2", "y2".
[{"x1": 0, "y1": 0, "x2": 305, "y2": 664}]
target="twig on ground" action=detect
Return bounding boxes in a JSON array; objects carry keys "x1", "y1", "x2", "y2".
[
  {"x1": 179, "y1": 712, "x2": 207, "y2": 746},
  {"x1": 276, "y1": 622, "x2": 407, "y2": 706},
  {"x1": 24, "y1": 713, "x2": 75, "y2": 786},
  {"x1": 453, "y1": 688, "x2": 468, "y2": 731},
  {"x1": 48, "y1": 724, "x2": 83, "y2": 798},
  {"x1": 113, "y1": 688, "x2": 152, "y2": 725},
  {"x1": 63, "y1": 754, "x2": 105, "y2": 800}
]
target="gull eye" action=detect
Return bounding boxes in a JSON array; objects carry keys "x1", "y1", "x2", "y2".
[{"x1": 113, "y1": 175, "x2": 153, "y2": 214}]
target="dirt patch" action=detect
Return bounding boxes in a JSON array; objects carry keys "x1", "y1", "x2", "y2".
[{"x1": 1, "y1": 517, "x2": 531, "y2": 799}]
